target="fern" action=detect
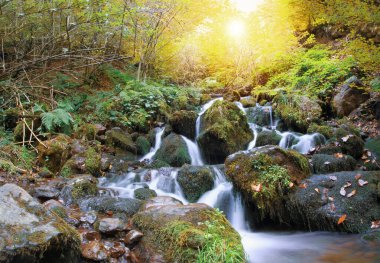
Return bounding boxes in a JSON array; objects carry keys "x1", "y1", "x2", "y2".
[{"x1": 41, "y1": 108, "x2": 74, "y2": 134}]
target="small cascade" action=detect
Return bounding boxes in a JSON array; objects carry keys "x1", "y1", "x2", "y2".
[
  {"x1": 181, "y1": 136, "x2": 204, "y2": 166},
  {"x1": 247, "y1": 123, "x2": 259, "y2": 150},
  {"x1": 140, "y1": 127, "x2": 165, "y2": 162},
  {"x1": 279, "y1": 132, "x2": 326, "y2": 154},
  {"x1": 234, "y1": 101, "x2": 246, "y2": 115},
  {"x1": 195, "y1": 98, "x2": 222, "y2": 138},
  {"x1": 246, "y1": 104, "x2": 277, "y2": 130}
]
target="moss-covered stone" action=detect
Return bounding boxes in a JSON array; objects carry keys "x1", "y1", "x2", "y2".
[
  {"x1": 365, "y1": 137, "x2": 380, "y2": 158},
  {"x1": 132, "y1": 199, "x2": 245, "y2": 263},
  {"x1": 169, "y1": 110, "x2": 198, "y2": 140},
  {"x1": 75, "y1": 123, "x2": 97, "y2": 141},
  {"x1": 255, "y1": 130, "x2": 282, "y2": 147},
  {"x1": 225, "y1": 146, "x2": 311, "y2": 221},
  {"x1": 223, "y1": 90, "x2": 240, "y2": 102},
  {"x1": 134, "y1": 188, "x2": 157, "y2": 200},
  {"x1": 79, "y1": 196, "x2": 142, "y2": 216},
  {"x1": 240, "y1": 97, "x2": 256, "y2": 108},
  {"x1": 136, "y1": 136, "x2": 151, "y2": 155},
  {"x1": 37, "y1": 134, "x2": 72, "y2": 173},
  {"x1": 311, "y1": 154, "x2": 357, "y2": 174},
  {"x1": 84, "y1": 146, "x2": 102, "y2": 177},
  {"x1": 105, "y1": 128, "x2": 137, "y2": 153},
  {"x1": 307, "y1": 123, "x2": 335, "y2": 139},
  {"x1": 198, "y1": 100, "x2": 253, "y2": 164},
  {"x1": 153, "y1": 133, "x2": 191, "y2": 167},
  {"x1": 177, "y1": 165, "x2": 214, "y2": 202},
  {"x1": 60, "y1": 175, "x2": 98, "y2": 205}
]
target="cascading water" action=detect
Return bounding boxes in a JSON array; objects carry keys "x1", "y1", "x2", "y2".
[
  {"x1": 195, "y1": 98, "x2": 222, "y2": 138},
  {"x1": 140, "y1": 127, "x2": 165, "y2": 162},
  {"x1": 181, "y1": 136, "x2": 204, "y2": 166}
]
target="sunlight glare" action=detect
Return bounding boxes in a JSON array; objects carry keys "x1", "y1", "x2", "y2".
[
  {"x1": 227, "y1": 20, "x2": 245, "y2": 38},
  {"x1": 232, "y1": 0, "x2": 263, "y2": 13}
]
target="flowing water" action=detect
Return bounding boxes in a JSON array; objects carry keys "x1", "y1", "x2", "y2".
[{"x1": 101, "y1": 99, "x2": 379, "y2": 262}]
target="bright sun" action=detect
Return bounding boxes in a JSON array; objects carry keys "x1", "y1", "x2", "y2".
[
  {"x1": 232, "y1": 0, "x2": 263, "y2": 13},
  {"x1": 227, "y1": 20, "x2": 245, "y2": 38}
]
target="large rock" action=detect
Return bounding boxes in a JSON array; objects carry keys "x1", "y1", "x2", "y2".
[
  {"x1": 177, "y1": 165, "x2": 214, "y2": 202},
  {"x1": 106, "y1": 128, "x2": 137, "y2": 153},
  {"x1": 169, "y1": 110, "x2": 198, "y2": 140},
  {"x1": 333, "y1": 77, "x2": 370, "y2": 117},
  {"x1": 60, "y1": 175, "x2": 98, "y2": 205},
  {"x1": 132, "y1": 197, "x2": 245, "y2": 262},
  {"x1": 0, "y1": 184, "x2": 80, "y2": 262},
  {"x1": 225, "y1": 146, "x2": 311, "y2": 221},
  {"x1": 198, "y1": 100, "x2": 253, "y2": 164},
  {"x1": 311, "y1": 154, "x2": 357, "y2": 174},
  {"x1": 79, "y1": 196, "x2": 142, "y2": 216},
  {"x1": 287, "y1": 171, "x2": 380, "y2": 233},
  {"x1": 153, "y1": 133, "x2": 191, "y2": 167},
  {"x1": 61, "y1": 146, "x2": 102, "y2": 178},
  {"x1": 255, "y1": 130, "x2": 282, "y2": 147}
]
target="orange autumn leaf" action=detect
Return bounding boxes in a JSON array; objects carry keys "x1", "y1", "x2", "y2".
[
  {"x1": 299, "y1": 183, "x2": 307, "y2": 189},
  {"x1": 355, "y1": 174, "x2": 362, "y2": 180},
  {"x1": 334, "y1": 153, "x2": 344, "y2": 158},
  {"x1": 371, "y1": 220, "x2": 380, "y2": 229},
  {"x1": 347, "y1": 189, "x2": 356, "y2": 198},
  {"x1": 251, "y1": 183, "x2": 262, "y2": 192},
  {"x1": 338, "y1": 214, "x2": 347, "y2": 225}
]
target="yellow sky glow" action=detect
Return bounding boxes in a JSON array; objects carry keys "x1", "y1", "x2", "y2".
[{"x1": 232, "y1": 0, "x2": 263, "y2": 13}]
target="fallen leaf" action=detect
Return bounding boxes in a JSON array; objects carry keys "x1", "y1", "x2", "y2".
[
  {"x1": 361, "y1": 155, "x2": 368, "y2": 160},
  {"x1": 355, "y1": 174, "x2": 362, "y2": 180},
  {"x1": 340, "y1": 187, "x2": 346, "y2": 196},
  {"x1": 324, "y1": 161, "x2": 331, "y2": 165},
  {"x1": 371, "y1": 220, "x2": 380, "y2": 229},
  {"x1": 299, "y1": 183, "x2": 308, "y2": 189},
  {"x1": 338, "y1": 214, "x2": 347, "y2": 225},
  {"x1": 365, "y1": 160, "x2": 370, "y2": 163},
  {"x1": 289, "y1": 182, "x2": 294, "y2": 188},
  {"x1": 251, "y1": 183, "x2": 262, "y2": 192},
  {"x1": 367, "y1": 152, "x2": 372, "y2": 157},
  {"x1": 347, "y1": 189, "x2": 356, "y2": 198},
  {"x1": 341, "y1": 135, "x2": 351, "y2": 142},
  {"x1": 314, "y1": 188, "x2": 320, "y2": 193},
  {"x1": 329, "y1": 176, "x2": 337, "y2": 181},
  {"x1": 334, "y1": 153, "x2": 344, "y2": 158},
  {"x1": 358, "y1": 179, "x2": 368, "y2": 187},
  {"x1": 343, "y1": 181, "x2": 352, "y2": 188},
  {"x1": 328, "y1": 196, "x2": 334, "y2": 202}
]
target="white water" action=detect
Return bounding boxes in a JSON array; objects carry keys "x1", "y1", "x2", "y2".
[
  {"x1": 247, "y1": 124, "x2": 259, "y2": 150},
  {"x1": 195, "y1": 98, "x2": 222, "y2": 138},
  {"x1": 279, "y1": 132, "x2": 326, "y2": 154},
  {"x1": 140, "y1": 127, "x2": 165, "y2": 162},
  {"x1": 234, "y1": 101, "x2": 247, "y2": 115},
  {"x1": 181, "y1": 136, "x2": 204, "y2": 166}
]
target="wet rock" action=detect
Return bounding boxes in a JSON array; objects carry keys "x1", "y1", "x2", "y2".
[
  {"x1": 287, "y1": 171, "x2": 380, "y2": 233},
  {"x1": 98, "y1": 217, "x2": 128, "y2": 234},
  {"x1": 0, "y1": 184, "x2": 81, "y2": 262},
  {"x1": 198, "y1": 100, "x2": 253, "y2": 164},
  {"x1": 312, "y1": 154, "x2": 357, "y2": 174},
  {"x1": 177, "y1": 165, "x2": 214, "y2": 202},
  {"x1": 141, "y1": 196, "x2": 183, "y2": 210},
  {"x1": 62, "y1": 146, "x2": 102, "y2": 178},
  {"x1": 169, "y1": 110, "x2": 198, "y2": 140},
  {"x1": 84, "y1": 230, "x2": 101, "y2": 241},
  {"x1": 81, "y1": 241, "x2": 108, "y2": 261},
  {"x1": 80, "y1": 210, "x2": 97, "y2": 224},
  {"x1": 109, "y1": 242, "x2": 126, "y2": 258},
  {"x1": 60, "y1": 175, "x2": 98, "y2": 205},
  {"x1": 38, "y1": 169, "x2": 54, "y2": 179},
  {"x1": 106, "y1": 128, "x2": 137, "y2": 153},
  {"x1": 153, "y1": 133, "x2": 191, "y2": 167},
  {"x1": 240, "y1": 96, "x2": 256, "y2": 108},
  {"x1": 333, "y1": 76, "x2": 370, "y2": 117},
  {"x1": 42, "y1": 199, "x2": 68, "y2": 219},
  {"x1": 255, "y1": 130, "x2": 282, "y2": 147},
  {"x1": 124, "y1": 230, "x2": 144, "y2": 245},
  {"x1": 34, "y1": 186, "x2": 60, "y2": 200},
  {"x1": 134, "y1": 188, "x2": 157, "y2": 200},
  {"x1": 136, "y1": 136, "x2": 151, "y2": 155},
  {"x1": 79, "y1": 196, "x2": 142, "y2": 216}
]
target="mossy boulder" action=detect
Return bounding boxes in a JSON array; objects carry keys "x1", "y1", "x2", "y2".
[
  {"x1": 37, "y1": 134, "x2": 72, "y2": 173},
  {"x1": 60, "y1": 175, "x2": 98, "y2": 205},
  {"x1": 136, "y1": 136, "x2": 151, "y2": 155},
  {"x1": 365, "y1": 137, "x2": 380, "y2": 158},
  {"x1": 132, "y1": 198, "x2": 245, "y2": 263},
  {"x1": 0, "y1": 184, "x2": 81, "y2": 262},
  {"x1": 198, "y1": 100, "x2": 253, "y2": 164},
  {"x1": 169, "y1": 110, "x2": 198, "y2": 140},
  {"x1": 225, "y1": 146, "x2": 311, "y2": 221},
  {"x1": 223, "y1": 90, "x2": 240, "y2": 102},
  {"x1": 153, "y1": 133, "x2": 191, "y2": 167},
  {"x1": 255, "y1": 130, "x2": 282, "y2": 147},
  {"x1": 105, "y1": 128, "x2": 137, "y2": 153},
  {"x1": 240, "y1": 96, "x2": 256, "y2": 108},
  {"x1": 287, "y1": 171, "x2": 380, "y2": 233},
  {"x1": 338, "y1": 134, "x2": 365, "y2": 159},
  {"x1": 79, "y1": 196, "x2": 143, "y2": 216},
  {"x1": 274, "y1": 95, "x2": 322, "y2": 133},
  {"x1": 307, "y1": 124, "x2": 335, "y2": 139},
  {"x1": 75, "y1": 123, "x2": 105, "y2": 141},
  {"x1": 311, "y1": 154, "x2": 357, "y2": 174},
  {"x1": 134, "y1": 188, "x2": 157, "y2": 200},
  {"x1": 245, "y1": 106, "x2": 274, "y2": 128},
  {"x1": 177, "y1": 165, "x2": 214, "y2": 202}
]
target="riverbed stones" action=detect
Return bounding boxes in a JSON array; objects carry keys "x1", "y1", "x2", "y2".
[
  {"x1": 60, "y1": 175, "x2": 98, "y2": 205},
  {"x1": 311, "y1": 154, "x2": 357, "y2": 174},
  {"x1": 198, "y1": 100, "x2": 253, "y2": 164},
  {"x1": 169, "y1": 110, "x2": 198, "y2": 140},
  {"x1": 0, "y1": 184, "x2": 81, "y2": 262},
  {"x1": 98, "y1": 217, "x2": 128, "y2": 234},
  {"x1": 79, "y1": 196, "x2": 142, "y2": 216},
  {"x1": 124, "y1": 230, "x2": 144, "y2": 245}
]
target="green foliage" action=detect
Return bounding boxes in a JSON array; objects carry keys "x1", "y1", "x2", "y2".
[
  {"x1": 41, "y1": 108, "x2": 74, "y2": 134},
  {"x1": 370, "y1": 78, "x2": 380, "y2": 92},
  {"x1": 50, "y1": 73, "x2": 80, "y2": 90},
  {"x1": 99, "y1": 64, "x2": 135, "y2": 86}
]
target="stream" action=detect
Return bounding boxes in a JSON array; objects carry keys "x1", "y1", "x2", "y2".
[{"x1": 100, "y1": 98, "x2": 379, "y2": 262}]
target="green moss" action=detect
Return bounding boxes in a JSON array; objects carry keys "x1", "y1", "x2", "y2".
[
  {"x1": 60, "y1": 163, "x2": 73, "y2": 178},
  {"x1": 84, "y1": 147, "x2": 101, "y2": 177},
  {"x1": 71, "y1": 179, "x2": 98, "y2": 201},
  {"x1": 255, "y1": 130, "x2": 282, "y2": 147},
  {"x1": 76, "y1": 124, "x2": 97, "y2": 140},
  {"x1": 154, "y1": 133, "x2": 191, "y2": 167},
  {"x1": 307, "y1": 123, "x2": 334, "y2": 139},
  {"x1": 0, "y1": 159, "x2": 17, "y2": 173},
  {"x1": 134, "y1": 188, "x2": 157, "y2": 200},
  {"x1": 136, "y1": 136, "x2": 151, "y2": 155},
  {"x1": 27, "y1": 231, "x2": 48, "y2": 244}
]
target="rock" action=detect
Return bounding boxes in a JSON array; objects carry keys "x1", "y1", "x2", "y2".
[
  {"x1": 0, "y1": 184, "x2": 80, "y2": 262},
  {"x1": 245, "y1": 106, "x2": 274, "y2": 128},
  {"x1": 109, "y1": 242, "x2": 125, "y2": 258},
  {"x1": 38, "y1": 169, "x2": 54, "y2": 178},
  {"x1": 34, "y1": 186, "x2": 60, "y2": 200},
  {"x1": 198, "y1": 100, "x2": 253, "y2": 164},
  {"x1": 98, "y1": 218, "x2": 127, "y2": 234},
  {"x1": 274, "y1": 95, "x2": 322, "y2": 133},
  {"x1": 287, "y1": 171, "x2": 380, "y2": 233},
  {"x1": 81, "y1": 241, "x2": 108, "y2": 261},
  {"x1": 132, "y1": 199, "x2": 245, "y2": 262},
  {"x1": 311, "y1": 154, "x2": 357, "y2": 174},
  {"x1": 76, "y1": 123, "x2": 100, "y2": 141},
  {"x1": 136, "y1": 136, "x2": 151, "y2": 155},
  {"x1": 37, "y1": 134, "x2": 72, "y2": 173},
  {"x1": 338, "y1": 134, "x2": 365, "y2": 159},
  {"x1": 307, "y1": 124, "x2": 335, "y2": 139},
  {"x1": 225, "y1": 146, "x2": 311, "y2": 221},
  {"x1": 80, "y1": 210, "x2": 97, "y2": 224},
  {"x1": 106, "y1": 128, "x2": 137, "y2": 153},
  {"x1": 365, "y1": 137, "x2": 380, "y2": 158},
  {"x1": 134, "y1": 188, "x2": 157, "y2": 200},
  {"x1": 84, "y1": 231, "x2": 101, "y2": 241},
  {"x1": 153, "y1": 133, "x2": 191, "y2": 167},
  {"x1": 43, "y1": 199, "x2": 68, "y2": 219},
  {"x1": 177, "y1": 165, "x2": 214, "y2": 202},
  {"x1": 223, "y1": 90, "x2": 240, "y2": 102},
  {"x1": 255, "y1": 130, "x2": 282, "y2": 147},
  {"x1": 333, "y1": 76, "x2": 370, "y2": 117},
  {"x1": 240, "y1": 96, "x2": 256, "y2": 108},
  {"x1": 79, "y1": 196, "x2": 142, "y2": 216},
  {"x1": 141, "y1": 196, "x2": 183, "y2": 210},
  {"x1": 169, "y1": 110, "x2": 198, "y2": 140},
  {"x1": 60, "y1": 175, "x2": 98, "y2": 205},
  {"x1": 124, "y1": 230, "x2": 144, "y2": 245}
]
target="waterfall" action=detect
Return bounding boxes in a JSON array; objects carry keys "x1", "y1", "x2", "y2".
[
  {"x1": 140, "y1": 127, "x2": 165, "y2": 162},
  {"x1": 195, "y1": 98, "x2": 223, "y2": 138},
  {"x1": 181, "y1": 136, "x2": 204, "y2": 166},
  {"x1": 278, "y1": 132, "x2": 326, "y2": 154},
  {"x1": 247, "y1": 124, "x2": 259, "y2": 150},
  {"x1": 234, "y1": 101, "x2": 246, "y2": 115}
]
